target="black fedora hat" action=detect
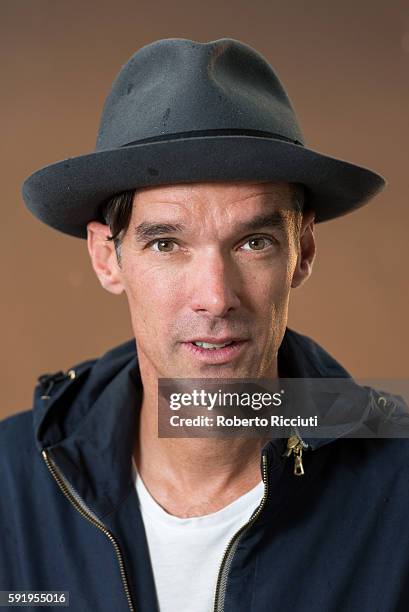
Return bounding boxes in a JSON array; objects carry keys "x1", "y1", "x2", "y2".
[{"x1": 22, "y1": 37, "x2": 385, "y2": 239}]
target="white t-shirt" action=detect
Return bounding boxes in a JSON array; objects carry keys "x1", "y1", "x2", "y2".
[{"x1": 132, "y1": 461, "x2": 263, "y2": 612}]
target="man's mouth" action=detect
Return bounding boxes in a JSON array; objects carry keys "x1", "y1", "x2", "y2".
[
  {"x1": 192, "y1": 340, "x2": 234, "y2": 350},
  {"x1": 182, "y1": 339, "x2": 248, "y2": 363}
]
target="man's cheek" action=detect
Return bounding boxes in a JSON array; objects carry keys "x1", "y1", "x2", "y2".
[{"x1": 259, "y1": 273, "x2": 290, "y2": 306}]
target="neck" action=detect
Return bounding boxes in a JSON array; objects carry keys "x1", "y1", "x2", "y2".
[{"x1": 133, "y1": 366, "x2": 274, "y2": 517}]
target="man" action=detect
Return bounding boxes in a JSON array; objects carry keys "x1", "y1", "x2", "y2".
[{"x1": 1, "y1": 37, "x2": 408, "y2": 612}]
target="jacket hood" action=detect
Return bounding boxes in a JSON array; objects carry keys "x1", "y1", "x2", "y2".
[{"x1": 31, "y1": 327, "x2": 408, "y2": 518}]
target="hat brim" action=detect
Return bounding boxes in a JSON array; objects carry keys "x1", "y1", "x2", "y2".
[{"x1": 22, "y1": 135, "x2": 386, "y2": 238}]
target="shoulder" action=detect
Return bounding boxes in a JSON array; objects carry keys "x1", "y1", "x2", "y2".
[
  {"x1": 0, "y1": 409, "x2": 33, "y2": 447},
  {"x1": 0, "y1": 410, "x2": 36, "y2": 471}
]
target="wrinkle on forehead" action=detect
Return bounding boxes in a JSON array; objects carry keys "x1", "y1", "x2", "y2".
[{"x1": 131, "y1": 181, "x2": 297, "y2": 239}]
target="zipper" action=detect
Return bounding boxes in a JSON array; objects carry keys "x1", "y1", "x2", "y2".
[
  {"x1": 42, "y1": 448, "x2": 135, "y2": 612},
  {"x1": 213, "y1": 435, "x2": 308, "y2": 611},
  {"x1": 283, "y1": 434, "x2": 308, "y2": 476},
  {"x1": 213, "y1": 451, "x2": 269, "y2": 612}
]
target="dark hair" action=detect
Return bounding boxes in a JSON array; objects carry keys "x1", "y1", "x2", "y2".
[
  {"x1": 101, "y1": 183, "x2": 307, "y2": 263},
  {"x1": 101, "y1": 190, "x2": 136, "y2": 264},
  {"x1": 292, "y1": 183, "x2": 306, "y2": 214}
]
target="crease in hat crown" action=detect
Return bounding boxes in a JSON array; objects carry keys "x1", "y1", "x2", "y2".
[{"x1": 95, "y1": 37, "x2": 305, "y2": 151}]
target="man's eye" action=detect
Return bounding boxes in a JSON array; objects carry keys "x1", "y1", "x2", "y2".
[
  {"x1": 240, "y1": 236, "x2": 274, "y2": 251},
  {"x1": 150, "y1": 239, "x2": 178, "y2": 252}
]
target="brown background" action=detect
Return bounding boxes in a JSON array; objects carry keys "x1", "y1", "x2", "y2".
[{"x1": 1, "y1": 0, "x2": 408, "y2": 419}]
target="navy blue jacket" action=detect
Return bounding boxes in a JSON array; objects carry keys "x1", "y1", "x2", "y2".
[{"x1": 1, "y1": 328, "x2": 409, "y2": 612}]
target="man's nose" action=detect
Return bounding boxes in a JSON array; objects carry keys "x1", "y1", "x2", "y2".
[{"x1": 189, "y1": 250, "x2": 241, "y2": 317}]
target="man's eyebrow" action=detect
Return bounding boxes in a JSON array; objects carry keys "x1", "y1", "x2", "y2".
[
  {"x1": 234, "y1": 210, "x2": 288, "y2": 234},
  {"x1": 133, "y1": 210, "x2": 289, "y2": 242},
  {"x1": 133, "y1": 222, "x2": 185, "y2": 242}
]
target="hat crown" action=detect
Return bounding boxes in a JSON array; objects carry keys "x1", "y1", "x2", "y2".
[{"x1": 95, "y1": 37, "x2": 304, "y2": 151}]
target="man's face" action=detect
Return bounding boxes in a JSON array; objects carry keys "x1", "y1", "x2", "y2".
[{"x1": 88, "y1": 181, "x2": 315, "y2": 380}]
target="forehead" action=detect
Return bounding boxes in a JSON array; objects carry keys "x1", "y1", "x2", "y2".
[{"x1": 131, "y1": 181, "x2": 295, "y2": 221}]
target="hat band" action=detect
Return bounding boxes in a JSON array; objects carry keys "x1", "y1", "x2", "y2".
[{"x1": 121, "y1": 128, "x2": 304, "y2": 147}]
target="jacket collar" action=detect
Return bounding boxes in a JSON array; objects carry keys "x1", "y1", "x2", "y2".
[
  {"x1": 277, "y1": 329, "x2": 371, "y2": 451},
  {"x1": 34, "y1": 341, "x2": 140, "y2": 517},
  {"x1": 31, "y1": 328, "x2": 386, "y2": 517}
]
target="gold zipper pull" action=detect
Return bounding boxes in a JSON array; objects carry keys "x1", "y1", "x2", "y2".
[
  {"x1": 283, "y1": 436, "x2": 305, "y2": 476},
  {"x1": 283, "y1": 435, "x2": 300, "y2": 457},
  {"x1": 293, "y1": 446, "x2": 304, "y2": 476}
]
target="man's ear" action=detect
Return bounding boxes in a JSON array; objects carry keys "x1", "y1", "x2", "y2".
[
  {"x1": 86, "y1": 221, "x2": 124, "y2": 295},
  {"x1": 291, "y1": 211, "x2": 316, "y2": 289}
]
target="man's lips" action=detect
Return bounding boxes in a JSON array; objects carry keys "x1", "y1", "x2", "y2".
[
  {"x1": 181, "y1": 339, "x2": 249, "y2": 364},
  {"x1": 186, "y1": 336, "x2": 245, "y2": 344}
]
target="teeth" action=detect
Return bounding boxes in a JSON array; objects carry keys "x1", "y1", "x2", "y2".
[{"x1": 193, "y1": 341, "x2": 233, "y2": 349}]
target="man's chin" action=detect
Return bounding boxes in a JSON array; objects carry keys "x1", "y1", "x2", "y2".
[{"x1": 177, "y1": 359, "x2": 257, "y2": 381}]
